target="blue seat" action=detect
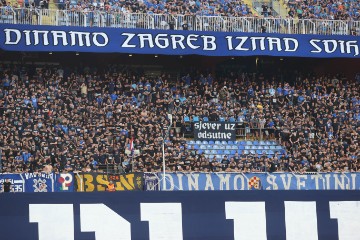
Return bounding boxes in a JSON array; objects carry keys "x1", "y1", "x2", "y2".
[
  {"x1": 218, "y1": 145, "x2": 225, "y2": 149},
  {"x1": 187, "y1": 145, "x2": 192, "y2": 149},
  {"x1": 203, "y1": 117, "x2": 209, "y2": 122},
  {"x1": 240, "y1": 141, "x2": 246, "y2": 145},
  {"x1": 205, "y1": 150, "x2": 211, "y2": 154},
  {"x1": 231, "y1": 145, "x2": 238, "y2": 150},
  {"x1": 211, "y1": 150, "x2": 217, "y2": 154},
  {"x1": 184, "y1": 116, "x2": 190, "y2": 122},
  {"x1": 189, "y1": 140, "x2": 195, "y2": 144},
  {"x1": 238, "y1": 145, "x2": 245, "y2": 150},
  {"x1": 200, "y1": 145, "x2": 207, "y2": 149},
  {"x1": 219, "y1": 117, "x2": 225, "y2": 122},
  {"x1": 217, "y1": 150, "x2": 224, "y2": 154},
  {"x1": 251, "y1": 146, "x2": 257, "y2": 150},
  {"x1": 280, "y1": 149, "x2": 286, "y2": 155},
  {"x1": 246, "y1": 141, "x2": 253, "y2": 145},
  {"x1": 250, "y1": 150, "x2": 256, "y2": 154},
  {"x1": 194, "y1": 144, "x2": 199, "y2": 149},
  {"x1": 209, "y1": 140, "x2": 215, "y2": 144},
  {"x1": 253, "y1": 141, "x2": 259, "y2": 145},
  {"x1": 202, "y1": 140, "x2": 209, "y2": 144},
  {"x1": 229, "y1": 117, "x2": 236, "y2": 122},
  {"x1": 276, "y1": 146, "x2": 282, "y2": 150},
  {"x1": 245, "y1": 146, "x2": 251, "y2": 150},
  {"x1": 268, "y1": 150, "x2": 275, "y2": 155},
  {"x1": 193, "y1": 116, "x2": 200, "y2": 122},
  {"x1": 224, "y1": 150, "x2": 231, "y2": 155},
  {"x1": 196, "y1": 140, "x2": 202, "y2": 144},
  {"x1": 263, "y1": 146, "x2": 270, "y2": 150},
  {"x1": 230, "y1": 150, "x2": 237, "y2": 155},
  {"x1": 197, "y1": 149, "x2": 204, "y2": 154},
  {"x1": 243, "y1": 150, "x2": 249, "y2": 155},
  {"x1": 270, "y1": 146, "x2": 276, "y2": 149},
  {"x1": 207, "y1": 145, "x2": 213, "y2": 149},
  {"x1": 216, "y1": 155, "x2": 223, "y2": 159},
  {"x1": 259, "y1": 140, "x2": 266, "y2": 145},
  {"x1": 226, "y1": 145, "x2": 232, "y2": 149},
  {"x1": 258, "y1": 146, "x2": 264, "y2": 150},
  {"x1": 256, "y1": 150, "x2": 263, "y2": 155},
  {"x1": 221, "y1": 141, "x2": 227, "y2": 145},
  {"x1": 265, "y1": 141, "x2": 272, "y2": 145},
  {"x1": 212, "y1": 144, "x2": 219, "y2": 149},
  {"x1": 228, "y1": 141, "x2": 234, "y2": 145},
  {"x1": 215, "y1": 140, "x2": 221, "y2": 144}
]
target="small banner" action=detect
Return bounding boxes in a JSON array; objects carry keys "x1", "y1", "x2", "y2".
[
  {"x1": 194, "y1": 121, "x2": 236, "y2": 141},
  {"x1": 143, "y1": 173, "x2": 159, "y2": 191},
  {"x1": 22, "y1": 172, "x2": 54, "y2": 192}
]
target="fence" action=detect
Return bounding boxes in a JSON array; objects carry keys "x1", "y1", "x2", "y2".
[{"x1": 1, "y1": 7, "x2": 359, "y2": 35}]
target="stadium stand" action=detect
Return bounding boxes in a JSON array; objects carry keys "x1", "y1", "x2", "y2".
[
  {"x1": 0, "y1": 63, "x2": 358, "y2": 174},
  {"x1": 0, "y1": 1, "x2": 359, "y2": 35}
]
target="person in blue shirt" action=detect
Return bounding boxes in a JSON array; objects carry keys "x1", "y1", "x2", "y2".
[{"x1": 31, "y1": 96, "x2": 38, "y2": 110}]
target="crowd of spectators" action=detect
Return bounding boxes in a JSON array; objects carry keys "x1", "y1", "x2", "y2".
[
  {"x1": 286, "y1": 0, "x2": 360, "y2": 20},
  {"x1": 0, "y1": 63, "x2": 359, "y2": 174}
]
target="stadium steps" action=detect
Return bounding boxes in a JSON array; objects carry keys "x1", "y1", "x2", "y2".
[
  {"x1": 242, "y1": 0, "x2": 259, "y2": 16},
  {"x1": 272, "y1": 0, "x2": 288, "y2": 18}
]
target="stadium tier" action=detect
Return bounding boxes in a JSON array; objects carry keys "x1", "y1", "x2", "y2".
[
  {"x1": 0, "y1": 62, "x2": 358, "y2": 174},
  {"x1": 0, "y1": 1, "x2": 359, "y2": 239},
  {"x1": 0, "y1": 6, "x2": 359, "y2": 35}
]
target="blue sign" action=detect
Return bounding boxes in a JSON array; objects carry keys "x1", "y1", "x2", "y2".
[
  {"x1": 0, "y1": 173, "x2": 74, "y2": 192},
  {"x1": 22, "y1": 172, "x2": 54, "y2": 192},
  {"x1": 0, "y1": 174, "x2": 25, "y2": 192},
  {"x1": 158, "y1": 172, "x2": 360, "y2": 191},
  {"x1": 0, "y1": 24, "x2": 359, "y2": 58},
  {"x1": 0, "y1": 191, "x2": 359, "y2": 239}
]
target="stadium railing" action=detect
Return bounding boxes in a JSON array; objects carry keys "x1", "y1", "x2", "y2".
[{"x1": 1, "y1": 7, "x2": 359, "y2": 35}]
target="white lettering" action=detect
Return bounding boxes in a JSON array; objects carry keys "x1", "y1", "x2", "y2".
[
  {"x1": 141, "y1": 203, "x2": 183, "y2": 240},
  {"x1": 4, "y1": 28, "x2": 21, "y2": 45},
  {"x1": 154, "y1": 34, "x2": 169, "y2": 49},
  {"x1": 69, "y1": 31, "x2": 91, "y2": 47},
  {"x1": 171, "y1": 35, "x2": 186, "y2": 49},
  {"x1": 225, "y1": 202, "x2": 267, "y2": 240},
  {"x1": 121, "y1": 33, "x2": 136, "y2": 48},
  {"x1": 330, "y1": 201, "x2": 360, "y2": 240},
  {"x1": 29, "y1": 204, "x2": 74, "y2": 240},
  {"x1": 187, "y1": 34, "x2": 200, "y2": 49},
  {"x1": 138, "y1": 34, "x2": 154, "y2": 48},
  {"x1": 51, "y1": 31, "x2": 68, "y2": 46},
  {"x1": 80, "y1": 204, "x2": 131, "y2": 240},
  {"x1": 32, "y1": 30, "x2": 49, "y2": 46},
  {"x1": 201, "y1": 36, "x2": 216, "y2": 50},
  {"x1": 283, "y1": 38, "x2": 298, "y2": 51},
  {"x1": 92, "y1": 32, "x2": 108, "y2": 47},
  {"x1": 285, "y1": 202, "x2": 318, "y2": 240}
]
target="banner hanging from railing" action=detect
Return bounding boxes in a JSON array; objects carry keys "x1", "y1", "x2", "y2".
[
  {"x1": 194, "y1": 121, "x2": 236, "y2": 141},
  {"x1": 0, "y1": 24, "x2": 359, "y2": 58},
  {"x1": 75, "y1": 172, "x2": 144, "y2": 192},
  {"x1": 156, "y1": 172, "x2": 360, "y2": 191},
  {"x1": 0, "y1": 173, "x2": 74, "y2": 192}
]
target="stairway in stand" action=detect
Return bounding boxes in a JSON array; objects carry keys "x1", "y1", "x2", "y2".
[
  {"x1": 39, "y1": 0, "x2": 58, "y2": 25},
  {"x1": 242, "y1": 0, "x2": 259, "y2": 16},
  {"x1": 272, "y1": 0, "x2": 289, "y2": 18}
]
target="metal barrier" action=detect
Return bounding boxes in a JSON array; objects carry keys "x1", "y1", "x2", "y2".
[{"x1": 1, "y1": 7, "x2": 359, "y2": 35}]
